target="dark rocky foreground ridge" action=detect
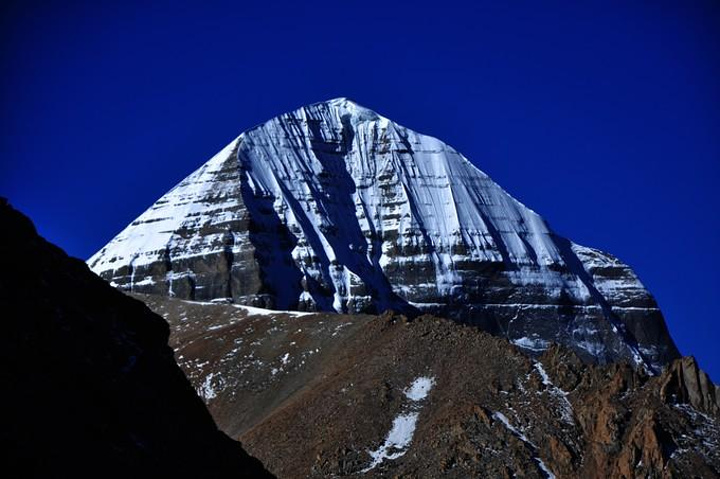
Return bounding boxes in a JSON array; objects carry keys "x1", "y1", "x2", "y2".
[
  {"x1": 138, "y1": 293, "x2": 720, "y2": 479},
  {"x1": 0, "y1": 200, "x2": 273, "y2": 478}
]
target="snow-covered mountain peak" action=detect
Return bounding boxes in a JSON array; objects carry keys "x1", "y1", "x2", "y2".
[
  {"x1": 324, "y1": 96, "x2": 365, "y2": 109},
  {"x1": 88, "y1": 99, "x2": 679, "y2": 372},
  {"x1": 323, "y1": 96, "x2": 379, "y2": 117},
  {"x1": 304, "y1": 97, "x2": 382, "y2": 128}
]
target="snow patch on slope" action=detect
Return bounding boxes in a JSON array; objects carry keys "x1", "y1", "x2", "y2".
[
  {"x1": 362, "y1": 375, "x2": 435, "y2": 472},
  {"x1": 233, "y1": 303, "x2": 314, "y2": 318},
  {"x1": 534, "y1": 363, "x2": 574, "y2": 425},
  {"x1": 404, "y1": 376, "x2": 435, "y2": 401},
  {"x1": 197, "y1": 372, "x2": 222, "y2": 401},
  {"x1": 513, "y1": 336, "x2": 551, "y2": 352}
]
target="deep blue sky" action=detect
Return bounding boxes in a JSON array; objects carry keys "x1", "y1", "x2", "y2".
[{"x1": 2, "y1": 1, "x2": 718, "y2": 378}]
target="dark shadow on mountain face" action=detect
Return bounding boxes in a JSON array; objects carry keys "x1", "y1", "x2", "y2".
[
  {"x1": 236, "y1": 145, "x2": 305, "y2": 310},
  {"x1": 307, "y1": 114, "x2": 415, "y2": 313}
]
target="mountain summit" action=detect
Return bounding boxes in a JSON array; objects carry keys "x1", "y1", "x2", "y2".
[{"x1": 88, "y1": 98, "x2": 678, "y2": 371}]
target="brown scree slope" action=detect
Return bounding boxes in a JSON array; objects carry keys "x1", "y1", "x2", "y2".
[{"x1": 138, "y1": 293, "x2": 719, "y2": 479}]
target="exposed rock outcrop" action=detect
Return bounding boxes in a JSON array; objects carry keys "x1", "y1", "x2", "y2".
[
  {"x1": 0, "y1": 200, "x2": 273, "y2": 478},
  {"x1": 88, "y1": 98, "x2": 678, "y2": 372},
  {"x1": 660, "y1": 356, "x2": 720, "y2": 416}
]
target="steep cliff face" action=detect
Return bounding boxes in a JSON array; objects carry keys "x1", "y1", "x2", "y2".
[
  {"x1": 0, "y1": 200, "x2": 272, "y2": 478},
  {"x1": 659, "y1": 356, "x2": 720, "y2": 416},
  {"x1": 88, "y1": 98, "x2": 678, "y2": 371},
  {"x1": 138, "y1": 294, "x2": 720, "y2": 479}
]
